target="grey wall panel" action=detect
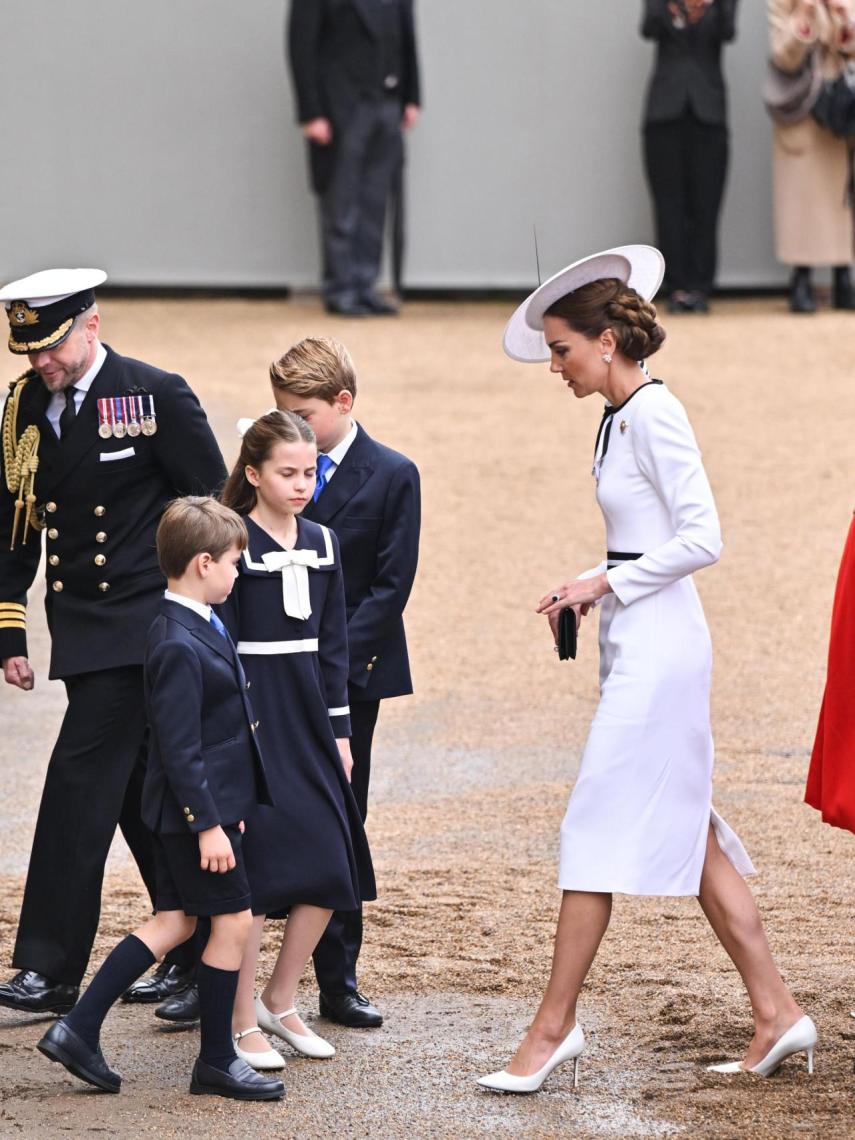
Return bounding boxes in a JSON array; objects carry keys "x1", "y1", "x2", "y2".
[{"x1": 0, "y1": 1, "x2": 784, "y2": 289}]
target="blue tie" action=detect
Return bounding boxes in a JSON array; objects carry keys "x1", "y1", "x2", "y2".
[
  {"x1": 209, "y1": 611, "x2": 229, "y2": 639},
  {"x1": 314, "y1": 453, "x2": 334, "y2": 502}
]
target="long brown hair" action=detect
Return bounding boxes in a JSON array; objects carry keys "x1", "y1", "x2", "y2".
[
  {"x1": 220, "y1": 411, "x2": 316, "y2": 515},
  {"x1": 545, "y1": 278, "x2": 665, "y2": 361}
]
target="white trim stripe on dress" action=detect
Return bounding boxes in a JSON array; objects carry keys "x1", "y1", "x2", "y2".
[
  {"x1": 237, "y1": 639, "x2": 319, "y2": 655},
  {"x1": 242, "y1": 524, "x2": 335, "y2": 572},
  {"x1": 327, "y1": 706, "x2": 350, "y2": 717}
]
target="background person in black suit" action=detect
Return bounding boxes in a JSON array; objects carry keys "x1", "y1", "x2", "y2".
[
  {"x1": 271, "y1": 336, "x2": 420, "y2": 1027},
  {"x1": 641, "y1": 0, "x2": 739, "y2": 312},
  {"x1": 287, "y1": 0, "x2": 421, "y2": 317},
  {"x1": 0, "y1": 269, "x2": 226, "y2": 1016}
]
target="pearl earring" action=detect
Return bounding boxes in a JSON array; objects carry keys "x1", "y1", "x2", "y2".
[{"x1": 602, "y1": 353, "x2": 613, "y2": 364}]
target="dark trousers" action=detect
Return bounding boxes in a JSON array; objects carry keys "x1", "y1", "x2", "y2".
[
  {"x1": 643, "y1": 112, "x2": 729, "y2": 295},
  {"x1": 12, "y1": 666, "x2": 190, "y2": 985},
  {"x1": 313, "y1": 698, "x2": 379, "y2": 995},
  {"x1": 320, "y1": 97, "x2": 404, "y2": 307}
]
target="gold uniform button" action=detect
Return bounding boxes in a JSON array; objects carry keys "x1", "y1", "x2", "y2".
[
  {"x1": 183, "y1": 806, "x2": 191, "y2": 815},
  {"x1": 47, "y1": 528, "x2": 58, "y2": 540},
  {"x1": 98, "y1": 581, "x2": 110, "y2": 593},
  {"x1": 370, "y1": 655, "x2": 378, "y2": 663},
  {"x1": 48, "y1": 555, "x2": 60, "y2": 566},
  {"x1": 45, "y1": 501, "x2": 57, "y2": 513},
  {"x1": 366, "y1": 663, "x2": 374, "y2": 672},
  {"x1": 186, "y1": 814, "x2": 195, "y2": 823},
  {"x1": 94, "y1": 505, "x2": 106, "y2": 517},
  {"x1": 94, "y1": 554, "x2": 106, "y2": 567},
  {"x1": 52, "y1": 581, "x2": 63, "y2": 592},
  {"x1": 95, "y1": 532, "x2": 107, "y2": 543}
]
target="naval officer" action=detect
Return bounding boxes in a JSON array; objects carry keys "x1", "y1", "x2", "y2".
[{"x1": 0, "y1": 268, "x2": 227, "y2": 1014}]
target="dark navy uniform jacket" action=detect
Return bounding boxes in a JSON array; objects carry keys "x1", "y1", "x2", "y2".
[
  {"x1": 0, "y1": 345, "x2": 226, "y2": 678},
  {"x1": 301, "y1": 424, "x2": 420, "y2": 702},
  {"x1": 142, "y1": 599, "x2": 273, "y2": 835}
]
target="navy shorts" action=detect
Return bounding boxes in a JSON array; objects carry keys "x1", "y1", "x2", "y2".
[{"x1": 153, "y1": 822, "x2": 252, "y2": 917}]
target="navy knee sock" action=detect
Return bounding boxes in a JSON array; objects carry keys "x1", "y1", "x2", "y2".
[
  {"x1": 64, "y1": 935, "x2": 156, "y2": 1050},
  {"x1": 197, "y1": 961, "x2": 239, "y2": 1071}
]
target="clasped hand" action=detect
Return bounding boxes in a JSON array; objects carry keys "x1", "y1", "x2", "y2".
[{"x1": 536, "y1": 573, "x2": 612, "y2": 642}]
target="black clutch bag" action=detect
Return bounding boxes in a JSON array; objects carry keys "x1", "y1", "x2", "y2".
[{"x1": 557, "y1": 607, "x2": 577, "y2": 661}]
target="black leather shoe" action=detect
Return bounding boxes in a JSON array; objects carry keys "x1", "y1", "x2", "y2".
[
  {"x1": 319, "y1": 990, "x2": 383, "y2": 1028},
  {"x1": 37, "y1": 1018, "x2": 120, "y2": 1093},
  {"x1": 122, "y1": 963, "x2": 193, "y2": 1004},
  {"x1": 155, "y1": 982, "x2": 199, "y2": 1023},
  {"x1": 190, "y1": 1056, "x2": 284, "y2": 1101},
  {"x1": 325, "y1": 300, "x2": 371, "y2": 317},
  {"x1": 790, "y1": 267, "x2": 816, "y2": 313},
  {"x1": 0, "y1": 970, "x2": 79, "y2": 1014},
  {"x1": 358, "y1": 292, "x2": 400, "y2": 316}
]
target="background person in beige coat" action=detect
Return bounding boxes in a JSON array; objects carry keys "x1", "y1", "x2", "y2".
[{"x1": 769, "y1": 0, "x2": 855, "y2": 311}]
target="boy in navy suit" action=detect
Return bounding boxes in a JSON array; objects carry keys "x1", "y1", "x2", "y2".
[
  {"x1": 271, "y1": 336, "x2": 420, "y2": 1028},
  {"x1": 37, "y1": 498, "x2": 283, "y2": 1102}
]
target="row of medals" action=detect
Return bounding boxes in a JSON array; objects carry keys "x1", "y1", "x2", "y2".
[{"x1": 97, "y1": 396, "x2": 157, "y2": 439}]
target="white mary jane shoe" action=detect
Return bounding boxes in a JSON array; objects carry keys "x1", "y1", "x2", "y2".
[
  {"x1": 477, "y1": 1024, "x2": 585, "y2": 1093},
  {"x1": 233, "y1": 1026, "x2": 286, "y2": 1071},
  {"x1": 707, "y1": 1015, "x2": 817, "y2": 1077},
  {"x1": 255, "y1": 996, "x2": 336, "y2": 1059}
]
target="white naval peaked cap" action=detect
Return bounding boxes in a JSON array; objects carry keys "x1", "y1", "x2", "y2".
[
  {"x1": 502, "y1": 245, "x2": 665, "y2": 363},
  {"x1": 0, "y1": 268, "x2": 107, "y2": 354}
]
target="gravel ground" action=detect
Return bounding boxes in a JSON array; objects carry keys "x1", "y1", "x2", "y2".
[{"x1": 0, "y1": 296, "x2": 853, "y2": 1138}]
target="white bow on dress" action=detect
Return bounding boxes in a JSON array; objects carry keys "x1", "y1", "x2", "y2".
[{"x1": 260, "y1": 549, "x2": 320, "y2": 620}]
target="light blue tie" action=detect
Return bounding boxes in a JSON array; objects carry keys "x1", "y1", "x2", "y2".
[
  {"x1": 209, "y1": 611, "x2": 229, "y2": 639},
  {"x1": 314, "y1": 453, "x2": 334, "y2": 502}
]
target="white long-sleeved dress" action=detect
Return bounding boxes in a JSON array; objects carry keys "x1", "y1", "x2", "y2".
[{"x1": 558, "y1": 381, "x2": 755, "y2": 896}]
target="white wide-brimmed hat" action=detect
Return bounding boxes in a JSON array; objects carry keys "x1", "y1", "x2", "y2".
[{"x1": 502, "y1": 244, "x2": 665, "y2": 363}]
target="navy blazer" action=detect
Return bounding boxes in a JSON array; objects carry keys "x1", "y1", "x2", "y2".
[
  {"x1": 301, "y1": 424, "x2": 420, "y2": 702},
  {"x1": 142, "y1": 599, "x2": 272, "y2": 835},
  {"x1": 641, "y1": 0, "x2": 738, "y2": 126}
]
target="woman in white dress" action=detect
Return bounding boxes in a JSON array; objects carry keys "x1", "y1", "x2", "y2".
[{"x1": 478, "y1": 246, "x2": 815, "y2": 1093}]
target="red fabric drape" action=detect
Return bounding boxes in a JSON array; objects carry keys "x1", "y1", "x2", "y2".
[{"x1": 805, "y1": 513, "x2": 855, "y2": 834}]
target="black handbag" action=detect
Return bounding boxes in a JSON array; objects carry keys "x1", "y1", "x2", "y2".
[
  {"x1": 812, "y1": 64, "x2": 855, "y2": 138},
  {"x1": 557, "y1": 607, "x2": 577, "y2": 661}
]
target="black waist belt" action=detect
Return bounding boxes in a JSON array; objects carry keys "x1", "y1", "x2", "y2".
[{"x1": 607, "y1": 550, "x2": 643, "y2": 562}]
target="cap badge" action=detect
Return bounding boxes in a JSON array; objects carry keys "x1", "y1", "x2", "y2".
[{"x1": 9, "y1": 301, "x2": 39, "y2": 327}]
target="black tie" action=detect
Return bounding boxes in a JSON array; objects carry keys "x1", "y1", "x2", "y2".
[{"x1": 59, "y1": 387, "x2": 78, "y2": 439}]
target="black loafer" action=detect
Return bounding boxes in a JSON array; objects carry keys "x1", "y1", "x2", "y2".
[
  {"x1": 155, "y1": 982, "x2": 199, "y2": 1023},
  {"x1": 190, "y1": 1056, "x2": 284, "y2": 1101},
  {"x1": 122, "y1": 963, "x2": 194, "y2": 1004},
  {"x1": 37, "y1": 1018, "x2": 121, "y2": 1093},
  {"x1": 0, "y1": 970, "x2": 79, "y2": 1015},
  {"x1": 319, "y1": 990, "x2": 383, "y2": 1028}
]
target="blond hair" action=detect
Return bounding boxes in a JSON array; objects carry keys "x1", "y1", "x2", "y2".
[
  {"x1": 269, "y1": 336, "x2": 357, "y2": 403},
  {"x1": 156, "y1": 496, "x2": 247, "y2": 579}
]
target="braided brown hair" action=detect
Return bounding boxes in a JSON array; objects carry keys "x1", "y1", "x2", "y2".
[{"x1": 544, "y1": 278, "x2": 665, "y2": 361}]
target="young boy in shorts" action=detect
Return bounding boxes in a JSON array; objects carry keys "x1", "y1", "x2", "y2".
[
  {"x1": 38, "y1": 497, "x2": 283, "y2": 1102},
  {"x1": 270, "y1": 337, "x2": 420, "y2": 1029}
]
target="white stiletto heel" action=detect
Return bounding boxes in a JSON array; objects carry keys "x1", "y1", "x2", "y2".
[
  {"x1": 707, "y1": 1015, "x2": 817, "y2": 1077},
  {"x1": 255, "y1": 996, "x2": 336, "y2": 1059},
  {"x1": 477, "y1": 1024, "x2": 585, "y2": 1094}
]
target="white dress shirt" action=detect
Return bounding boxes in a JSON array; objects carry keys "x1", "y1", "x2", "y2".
[
  {"x1": 321, "y1": 419, "x2": 358, "y2": 483},
  {"x1": 46, "y1": 341, "x2": 107, "y2": 437},
  {"x1": 164, "y1": 590, "x2": 212, "y2": 622}
]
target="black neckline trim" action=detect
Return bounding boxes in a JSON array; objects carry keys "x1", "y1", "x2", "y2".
[{"x1": 603, "y1": 378, "x2": 663, "y2": 417}]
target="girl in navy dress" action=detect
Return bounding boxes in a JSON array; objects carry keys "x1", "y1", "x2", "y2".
[{"x1": 218, "y1": 411, "x2": 375, "y2": 1069}]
